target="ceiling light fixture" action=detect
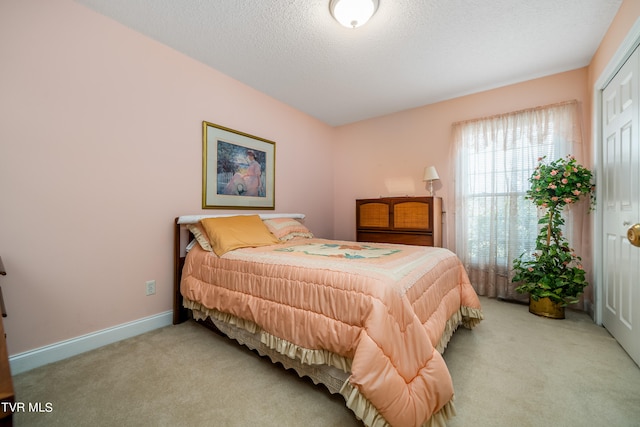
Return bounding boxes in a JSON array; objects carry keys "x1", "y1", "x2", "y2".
[{"x1": 329, "y1": 0, "x2": 379, "y2": 29}]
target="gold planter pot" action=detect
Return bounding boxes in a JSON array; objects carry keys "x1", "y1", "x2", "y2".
[{"x1": 529, "y1": 297, "x2": 565, "y2": 319}]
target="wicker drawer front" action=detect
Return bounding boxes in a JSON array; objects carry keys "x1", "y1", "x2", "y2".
[
  {"x1": 394, "y1": 202, "x2": 429, "y2": 229},
  {"x1": 358, "y1": 202, "x2": 390, "y2": 228},
  {"x1": 356, "y1": 197, "x2": 442, "y2": 247}
]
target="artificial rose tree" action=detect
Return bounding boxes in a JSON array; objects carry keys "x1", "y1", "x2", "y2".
[{"x1": 512, "y1": 155, "x2": 595, "y2": 306}]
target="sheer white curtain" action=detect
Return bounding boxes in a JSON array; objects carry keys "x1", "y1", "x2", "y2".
[{"x1": 451, "y1": 101, "x2": 587, "y2": 302}]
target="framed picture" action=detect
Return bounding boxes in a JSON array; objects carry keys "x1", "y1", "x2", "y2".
[{"x1": 202, "y1": 121, "x2": 276, "y2": 209}]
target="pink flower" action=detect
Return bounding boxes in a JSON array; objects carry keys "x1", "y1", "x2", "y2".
[
  {"x1": 550, "y1": 170, "x2": 558, "y2": 176},
  {"x1": 563, "y1": 171, "x2": 570, "y2": 177},
  {"x1": 564, "y1": 198, "x2": 573, "y2": 204},
  {"x1": 528, "y1": 267, "x2": 534, "y2": 272},
  {"x1": 534, "y1": 175, "x2": 541, "y2": 180},
  {"x1": 572, "y1": 190, "x2": 581, "y2": 196},
  {"x1": 576, "y1": 183, "x2": 582, "y2": 187},
  {"x1": 551, "y1": 196, "x2": 559, "y2": 201},
  {"x1": 562, "y1": 178, "x2": 568, "y2": 184},
  {"x1": 548, "y1": 183, "x2": 557, "y2": 189}
]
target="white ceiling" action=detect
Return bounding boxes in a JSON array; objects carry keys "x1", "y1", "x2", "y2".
[{"x1": 75, "y1": 0, "x2": 622, "y2": 126}]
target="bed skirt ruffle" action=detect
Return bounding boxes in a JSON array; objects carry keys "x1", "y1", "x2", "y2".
[
  {"x1": 184, "y1": 299, "x2": 352, "y2": 373},
  {"x1": 436, "y1": 305, "x2": 484, "y2": 353}
]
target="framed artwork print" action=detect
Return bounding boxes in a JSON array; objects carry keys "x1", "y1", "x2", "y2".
[{"x1": 202, "y1": 121, "x2": 275, "y2": 209}]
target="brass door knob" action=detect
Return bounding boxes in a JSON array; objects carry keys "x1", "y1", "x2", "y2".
[{"x1": 627, "y1": 224, "x2": 640, "y2": 247}]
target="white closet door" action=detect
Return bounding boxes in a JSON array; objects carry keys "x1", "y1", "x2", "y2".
[{"x1": 601, "y1": 45, "x2": 640, "y2": 367}]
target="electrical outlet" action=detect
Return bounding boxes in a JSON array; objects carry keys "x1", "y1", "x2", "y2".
[{"x1": 145, "y1": 280, "x2": 156, "y2": 296}]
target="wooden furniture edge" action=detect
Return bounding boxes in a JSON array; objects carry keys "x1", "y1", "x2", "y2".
[
  {"x1": 0, "y1": 316, "x2": 13, "y2": 423},
  {"x1": 0, "y1": 258, "x2": 13, "y2": 424}
]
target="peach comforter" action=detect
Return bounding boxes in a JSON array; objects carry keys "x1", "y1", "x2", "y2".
[{"x1": 181, "y1": 238, "x2": 482, "y2": 427}]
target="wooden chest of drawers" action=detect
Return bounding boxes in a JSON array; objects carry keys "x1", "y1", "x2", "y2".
[
  {"x1": 356, "y1": 197, "x2": 442, "y2": 247},
  {"x1": 0, "y1": 257, "x2": 12, "y2": 426}
]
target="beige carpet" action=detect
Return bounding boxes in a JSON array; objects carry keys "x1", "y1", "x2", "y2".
[{"x1": 12, "y1": 297, "x2": 640, "y2": 426}]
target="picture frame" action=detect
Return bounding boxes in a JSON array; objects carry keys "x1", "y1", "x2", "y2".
[{"x1": 202, "y1": 121, "x2": 276, "y2": 209}]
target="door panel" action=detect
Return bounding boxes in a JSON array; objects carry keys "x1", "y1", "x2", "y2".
[{"x1": 601, "y1": 46, "x2": 640, "y2": 367}]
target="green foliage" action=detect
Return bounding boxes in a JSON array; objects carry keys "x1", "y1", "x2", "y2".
[{"x1": 512, "y1": 155, "x2": 595, "y2": 305}]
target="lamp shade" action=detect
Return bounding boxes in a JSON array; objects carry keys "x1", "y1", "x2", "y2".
[
  {"x1": 330, "y1": 0, "x2": 379, "y2": 29},
  {"x1": 423, "y1": 166, "x2": 440, "y2": 182}
]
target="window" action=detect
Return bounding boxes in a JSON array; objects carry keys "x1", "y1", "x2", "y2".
[{"x1": 452, "y1": 101, "x2": 583, "y2": 299}]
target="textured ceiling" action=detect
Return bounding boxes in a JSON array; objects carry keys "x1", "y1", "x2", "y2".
[{"x1": 75, "y1": 0, "x2": 622, "y2": 126}]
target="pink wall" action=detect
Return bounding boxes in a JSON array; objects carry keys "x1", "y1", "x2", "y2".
[
  {"x1": 589, "y1": 0, "x2": 640, "y2": 94},
  {"x1": 332, "y1": 69, "x2": 590, "y2": 248},
  {"x1": 0, "y1": 0, "x2": 335, "y2": 355}
]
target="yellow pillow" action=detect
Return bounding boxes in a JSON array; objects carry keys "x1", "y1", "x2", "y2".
[{"x1": 200, "y1": 215, "x2": 279, "y2": 256}]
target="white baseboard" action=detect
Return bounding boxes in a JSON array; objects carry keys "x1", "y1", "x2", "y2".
[{"x1": 9, "y1": 310, "x2": 173, "y2": 375}]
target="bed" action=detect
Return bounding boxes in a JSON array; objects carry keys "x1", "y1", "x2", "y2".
[{"x1": 173, "y1": 214, "x2": 483, "y2": 427}]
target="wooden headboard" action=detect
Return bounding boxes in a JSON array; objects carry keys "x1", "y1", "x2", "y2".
[{"x1": 173, "y1": 217, "x2": 190, "y2": 325}]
